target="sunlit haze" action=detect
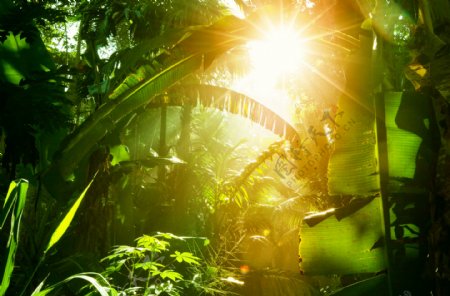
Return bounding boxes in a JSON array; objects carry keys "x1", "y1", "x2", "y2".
[
  {"x1": 248, "y1": 26, "x2": 305, "y2": 76},
  {"x1": 232, "y1": 24, "x2": 306, "y2": 124}
]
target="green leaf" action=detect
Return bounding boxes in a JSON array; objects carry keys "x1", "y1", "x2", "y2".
[
  {"x1": 163, "y1": 84, "x2": 299, "y2": 142},
  {"x1": 44, "y1": 13, "x2": 260, "y2": 190},
  {"x1": 0, "y1": 32, "x2": 55, "y2": 85},
  {"x1": 102, "y1": 246, "x2": 144, "y2": 262},
  {"x1": 0, "y1": 179, "x2": 28, "y2": 296},
  {"x1": 134, "y1": 261, "x2": 164, "y2": 271},
  {"x1": 136, "y1": 235, "x2": 170, "y2": 252},
  {"x1": 0, "y1": 181, "x2": 19, "y2": 229},
  {"x1": 159, "y1": 270, "x2": 183, "y2": 281},
  {"x1": 46, "y1": 54, "x2": 202, "y2": 185},
  {"x1": 30, "y1": 276, "x2": 47, "y2": 296},
  {"x1": 299, "y1": 197, "x2": 386, "y2": 275},
  {"x1": 327, "y1": 94, "x2": 380, "y2": 195},
  {"x1": 170, "y1": 251, "x2": 200, "y2": 265},
  {"x1": 32, "y1": 273, "x2": 112, "y2": 296},
  {"x1": 109, "y1": 144, "x2": 130, "y2": 166},
  {"x1": 0, "y1": 32, "x2": 29, "y2": 84},
  {"x1": 384, "y1": 92, "x2": 422, "y2": 178},
  {"x1": 45, "y1": 176, "x2": 96, "y2": 253}
]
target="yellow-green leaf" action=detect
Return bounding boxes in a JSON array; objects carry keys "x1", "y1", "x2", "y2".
[
  {"x1": 170, "y1": 251, "x2": 200, "y2": 265},
  {"x1": 299, "y1": 197, "x2": 386, "y2": 275},
  {"x1": 327, "y1": 95, "x2": 380, "y2": 195},
  {"x1": 0, "y1": 179, "x2": 28, "y2": 296},
  {"x1": 45, "y1": 177, "x2": 96, "y2": 253},
  {"x1": 160, "y1": 270, "x2": 183, "y2": 281}
]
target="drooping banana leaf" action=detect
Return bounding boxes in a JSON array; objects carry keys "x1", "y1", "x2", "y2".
[
  {"x1": 299, "y1": 197, "x2": 385, "y2": 275},
  {"x1": 44, "y1": 9, "x2": 355, "y2": 197},
  {"x1": 0, "y1": 179, "x2": 29, "y2": 296},
  {"x1": 46, "y1": 54, "x2": 202, "y2": 186},
  {"x1": 43, "y1": 14, "x2": 252, "y2": 195},
  {"x1": 150, "y1": 84, "x2": 300, "y2": 142}
]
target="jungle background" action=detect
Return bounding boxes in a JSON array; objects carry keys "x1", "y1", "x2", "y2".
[{"x1": 1, "y1": 0, "x2": 450, "y2": 295}]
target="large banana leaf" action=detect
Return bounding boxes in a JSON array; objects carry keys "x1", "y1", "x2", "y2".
[
  {"x1": 327, "y1": 96, "x2": 380, "y2": 195},
  {"x1": 150, "y1": 84, "x2": 300, "y2": 142},
  {"x1": 299, "y1": 197, "x2": 385, "y2": 275},
  {"x1": 384, "y1": 92, "x2": 422, "y2": 179},
  {"x1": 327, "y1": 31, "x2": 380, "y2": 195},
  {"x1": 44, "y1": 14, "x2": 250, "y2": 191},
  {"x1": 47, "y1": 54, "x2": 202, "y2": 184},
  {"x1": 44, "y1": 8, "x2": 355, "y2": 196},
  {"x1": 0, "y1": 179, "x2": 29, "y2": 296}
]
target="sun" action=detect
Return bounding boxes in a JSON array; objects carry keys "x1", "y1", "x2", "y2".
[
  {"x1": 231, "y1": 24, "x2": 306, "y2": 123},
  {"x1": 247, "y1": 25, "x2": 305, "y2": 77}
]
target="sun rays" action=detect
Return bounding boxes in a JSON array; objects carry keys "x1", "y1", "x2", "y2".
[{"x1": 224, "y1": 3, "x2": 357, "y2": 124}]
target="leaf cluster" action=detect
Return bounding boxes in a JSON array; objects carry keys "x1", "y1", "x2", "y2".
[{"x1": 100, "y1": 233, "x2": 205, "y2": 295}]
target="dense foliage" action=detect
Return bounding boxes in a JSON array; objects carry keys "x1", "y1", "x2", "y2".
[{"x1": 1, "y1": 0, "x2": 450, "y2": 295}]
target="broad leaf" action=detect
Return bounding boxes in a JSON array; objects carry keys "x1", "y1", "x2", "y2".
[
  {"x1": 109, "y1": 144, "x2": 130, "y2": 166},
  {"x1": 47, "y1": 54, "x2": 202, "y2": 186},
  {"x1": 158, "y1": 84, "x2": 300, "y2": 142},
  {"x1": 43, "y1": 13, "x2": 254, "y2": 191},
  {"x1": 384, "y1": 91, "x2": 422, "y2": 179},
  {"x1": 327, "y1": 94, "x2": 380, "y2": 195},
  {"x1": 45, "y1": 176, "x2": 96, "y2": 253},
  {"x1": 299, "y1": 197, "x2": 386, "y2": 275},
  {"x1": 0, "y1": 179, "x2": 28, "y2": 296},
  {"x1": 0, "y1": 32, "x2": 55, "y2": 85},
  {"x1": 327, "y1": 33, "x2": 380, "y2": 195}
]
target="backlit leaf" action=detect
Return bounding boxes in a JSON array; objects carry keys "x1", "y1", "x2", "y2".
[
  {"x1": 299, "y1": 197, "x2": 386, "y2": 275},
  {"x1": 0, "y1": 179, "x2": 28, "y2": 296},
  {"x1": 33, "y1": 273, "x2": 112, "y2": 296},
  {"x1": 45, "y1": 176, "x2": 96, "y2": 253},
  {"x1": 327, "y1": 95, "x2": 380, "y2": 195},
  {"x1": 170, "y1": 251, "x2": 200, "y2": 265},
  {"x1": 48, "y1": 54, "x2": 202, "y2": 184},
  {"x1": 134, "y1": 261, "x2": 164, "y2": 271},
  {"x1": 160, "y1": 270, "x2": 183, "y2": 281}
]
